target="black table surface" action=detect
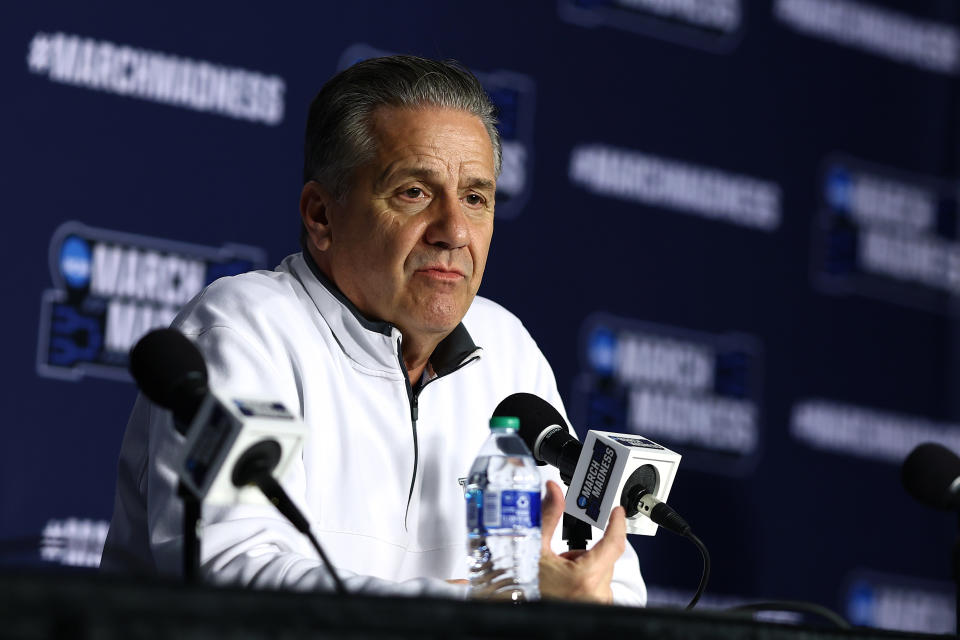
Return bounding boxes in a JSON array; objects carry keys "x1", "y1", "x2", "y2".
[{"x1": 0, "y1": 570, "x2": 952, "y2": 640}]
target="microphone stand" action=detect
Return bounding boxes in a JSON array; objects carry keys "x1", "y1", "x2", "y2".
[
  {"x1": 560, "y1": 476, "x2": 592, "y2": 551},
  {"x1": 177, "y1": 481, "x2": 201, "y2": 584},
  {"x1": 562, "y1": 512, "x2": 592, "y2": 551},
  {"x1": 955, "y1": 513, "x2": 960, "y2": 634}
]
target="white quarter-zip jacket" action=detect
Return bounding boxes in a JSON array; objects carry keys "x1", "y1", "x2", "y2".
[{"x1": 101, "y1": 252, "x2": 647, "y2": 604}]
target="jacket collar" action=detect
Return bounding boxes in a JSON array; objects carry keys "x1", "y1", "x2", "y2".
[
  {"x1": 294, "y1": 248, "x2": 481, "y2": 376},
  {"x1": 429, "y1": 323, "x2": 480, "y2": 377}
]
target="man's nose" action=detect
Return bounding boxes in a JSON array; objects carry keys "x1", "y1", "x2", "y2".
[{"x1": 424, "y1": 193, "x2": 469, "y2": 249}]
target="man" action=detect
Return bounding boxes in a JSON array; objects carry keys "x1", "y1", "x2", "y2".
[{"x1": 102, "y1": 55, "x2": 646, "y2": 604}]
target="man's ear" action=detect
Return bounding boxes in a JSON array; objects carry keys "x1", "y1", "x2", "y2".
[{"x1": 300, "y1": 181, "x2": 335, "y2": 252}]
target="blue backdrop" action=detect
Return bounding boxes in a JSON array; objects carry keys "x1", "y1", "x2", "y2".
[{"x1": 4, "y1": 0, "x2": 958, "y2": 633}]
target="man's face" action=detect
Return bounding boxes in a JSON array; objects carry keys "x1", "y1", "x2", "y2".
[{"x1": 320, "y1": 106, "x2": 496, "y2": 339}]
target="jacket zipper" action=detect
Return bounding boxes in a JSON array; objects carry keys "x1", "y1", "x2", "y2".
[
  {"x1": 397, "y1": 338, "x2": 419, "y2": 531},
  {"x1": 396, "y1": 336, "x2": 480, "y2": 530}
]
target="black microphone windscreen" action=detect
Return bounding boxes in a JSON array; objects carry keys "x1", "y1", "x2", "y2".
[
  {"x1": 129, "y1": 328, "x2": 209, "y2": 421},
  {"x1": 493, "y1": 392, "x2": 569, "y2": 451},
  {"x1": 902, "y1": 442, "x2": 960, "y2": 510}
]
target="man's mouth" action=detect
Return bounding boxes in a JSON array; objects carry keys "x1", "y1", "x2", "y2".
[{"x1": 416, "y1": 265, "x2": 466, "y2": 281}]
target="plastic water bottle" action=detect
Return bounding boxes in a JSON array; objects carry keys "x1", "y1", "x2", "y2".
[{"x1": 465, "y1": 416, "x2": 541, "y2": 602}]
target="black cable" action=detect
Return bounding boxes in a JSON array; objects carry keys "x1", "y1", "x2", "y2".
[
  {"x1": 253, "y1": 475, "x2": 348, "y2": 597},
  {"x1": 231, "y1": 445, "x2": 348, "y2": 596},
  {"x1": 304, "y1": 529, "x2": 348, "y2": 597},
  {"x1": 684, "y1": 532, "x2": 710, "y2": 610},
  {"x1": 635, "y1": 493, "x2": 709, "y2": 610},
  {"x1": 729, "y1": 601, "x2": 850, "y2": 629}
]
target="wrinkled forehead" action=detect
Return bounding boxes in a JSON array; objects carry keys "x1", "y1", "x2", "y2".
[{"x1": 365, "y1": 106, "x2": 496, "y2": 177}]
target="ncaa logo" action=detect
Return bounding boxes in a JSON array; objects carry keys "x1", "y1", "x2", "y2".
[
  {"x1": 338, "y1": 43, "x2": 536, "y2": 220},
  {"x1": 60, "y1": 236, "x2": 92, "y2": 288},
  {"x1": 825, "y1": 164, "x2": 853, "y2": 213},
  {"x1": 587, "y1": 326, "x2": 617, "y2": 376},
  {"x1": 846, "y1": 580, "x2": 876, "y2": 627}
]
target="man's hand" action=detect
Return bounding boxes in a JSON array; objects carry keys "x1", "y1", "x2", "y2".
[{"x1": 538, "y1": 480, "x2": 626, "y2": 604}]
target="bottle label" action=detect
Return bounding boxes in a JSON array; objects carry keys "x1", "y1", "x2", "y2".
[{"x1": 482, "y1": 490, "x2": 541, "y2": 529}]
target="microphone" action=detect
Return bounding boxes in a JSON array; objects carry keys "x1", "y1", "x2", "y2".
[
  {"x1": 902, "y1": 442, "x2": 960, "y2": 510},
  {"x1": 494, "y1": 393, "x2": 710, "y2": 610},
  {"x1": 492, "y1": 392, "x2": 580, "y2": 481},
  {"x1": 492, "y1": 393, "x2": 685, "y2": 537},
  {"x1": 129, "y1": 329, "x2": 305, "y2": 508},
  {"x1": 129, "y1": 328, "x2": 208, "y2": 434},
  {"x1": 128, "y1": 329, "x2": 346, "y2": 595}
]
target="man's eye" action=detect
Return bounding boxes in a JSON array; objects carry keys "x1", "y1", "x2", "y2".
[
  {"x1": 464, "y1": 194, "x2": 484, "y2": 206},
  {"x1": 402, "y1": 187, "x2": 423, "y2": 199}
]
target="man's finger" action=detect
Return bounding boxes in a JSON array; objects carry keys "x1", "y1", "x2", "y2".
[
  {"x1": 585, "y1": 506, "x2": 627, "y2": 566},
  {"x1": 540, "y1": 480, "x2": 564, "y2": 552},
  {"x1": 470, "y1": 567, "x2": 507, "y2": 587}
]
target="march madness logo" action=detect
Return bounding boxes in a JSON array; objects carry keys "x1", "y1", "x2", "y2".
[
  {"x1": 845, "y1": 570, "x2": 953, "y2": 634},
  {"x1": 812, "y1": 155, "x2": 960, "y2": 315},
  {"x1": 558, "y1": 0, "x2": 745, "y2": 53},
  {"x1": 570, "y1": 313, "x2": 763, "y2": 476},
  {"x1": 576, "y1": 440, "x2": 617, "y2": 520},
  {"x1": 37, "y1": 222, "x2": 266, "y2": 381},
  {"x1": 337, "y1": 43, "x2": 535, "y2": 220}
]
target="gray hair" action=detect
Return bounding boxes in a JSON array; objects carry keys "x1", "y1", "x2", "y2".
[{"x1": 302, "y1": 55, "x2": 502, "y2": 198}]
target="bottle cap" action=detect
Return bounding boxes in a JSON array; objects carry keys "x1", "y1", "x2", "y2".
[{"x1": 490, "y1": 416, "x2": 519, "y2": 431}]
